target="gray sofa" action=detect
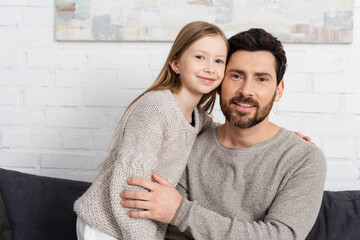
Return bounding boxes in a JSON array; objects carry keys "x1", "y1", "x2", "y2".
[{"x1": 0, "y1": 168, "x2": 359, "y2": 240}]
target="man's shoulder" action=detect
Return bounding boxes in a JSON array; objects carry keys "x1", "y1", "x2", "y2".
[
  {"x1": 277, "y1": 128, "x2": 326, "y2": 166},
  {"x1": 280, "y1": 128, "x2": 321, "y2": 150},
  {"x1": 196, "y1": 125, "x2": 217, "y2": 140}
]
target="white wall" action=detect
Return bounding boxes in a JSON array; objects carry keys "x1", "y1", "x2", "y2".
[{"x1": 0, "y1": 0, "x2": 359, "y2": 190}]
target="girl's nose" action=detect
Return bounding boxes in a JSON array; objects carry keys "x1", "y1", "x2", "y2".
[{"x1": 204, "y1": 61, "x2": 215, "y2": 74}]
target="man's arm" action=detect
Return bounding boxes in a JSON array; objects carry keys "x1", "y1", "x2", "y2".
[{"x1": 121, "y1": 150, "x2": 326, "y2": 240}]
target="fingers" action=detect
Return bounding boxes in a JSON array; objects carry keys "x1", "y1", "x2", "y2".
[
  {"x1": 295, "y1": 132, "x2": 303, "y2": 138},
  {"x1": 126, "y1": 210, "x2": 152, "y2": 219},
  {"x1": 121, "y1": 199, "x2": 152, "y2": 210},
  {"x1": 152, "y1": 172, "x2": 173, "y2": 187},
  {"x1": 121, "y1": 190, "x2": 150, "y2": 201},
  {"x1": 126, "y1": 177, "x2": 156, "y2": 191},
  {"x1": 295, "y1": 131, "x2": 316, "y2": 145},
  {"x1": 305, "y1": 137, "x2": 316, "y2": 146}
]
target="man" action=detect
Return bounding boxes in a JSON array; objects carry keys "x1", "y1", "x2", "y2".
[{"x1": 120, "y1": 28, "x2": 327, "y2": 239}]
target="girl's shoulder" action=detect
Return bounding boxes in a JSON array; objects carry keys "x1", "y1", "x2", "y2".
[
  {"x1": 124, "y1": 89, "x2": 175, "y2": 122},
  {"x1": 133, "y1": 89, "x2": 174, "y2": 110}
]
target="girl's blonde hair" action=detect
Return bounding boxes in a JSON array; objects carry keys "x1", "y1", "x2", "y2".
[
  {"x1": 127, "y1": 21, "x2": 228, "y2": 113},
  {"x1": 108, "y1": 21, "x2": 228, "y2": 153}
]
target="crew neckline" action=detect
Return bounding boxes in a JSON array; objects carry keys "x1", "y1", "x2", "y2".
[{"x1": 213, "y1": 126, "x2": 285, "y2": 152}]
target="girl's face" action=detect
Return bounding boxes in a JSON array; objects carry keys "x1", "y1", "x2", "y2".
[{"x1": 171, "y1": 35, "x2": 227, "y2": 98}]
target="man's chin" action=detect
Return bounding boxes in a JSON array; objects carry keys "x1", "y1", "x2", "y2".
[
  {"x1": 227, "y1": 116, "x2": 254, "y2": 129},
  {"x1": 230, "y1": 121, "x2": 254, "y2": 129},
  {"x1": 226, "y1": 113, "x2": 269, "y2": 129}
]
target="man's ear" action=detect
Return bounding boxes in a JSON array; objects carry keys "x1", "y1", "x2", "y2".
[
  {"x1": 170, "y1": 60, "x2": 180, "y2": 74},
  {"x1": 274, "y1": 79, "x2": 284, "y2": 102}
]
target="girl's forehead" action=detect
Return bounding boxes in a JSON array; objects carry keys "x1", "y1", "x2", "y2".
[{"x1": 186, "y1": 35, "x2": 228, "y2": 54}]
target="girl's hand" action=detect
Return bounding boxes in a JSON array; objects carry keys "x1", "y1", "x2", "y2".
[
  {"x1": 120, "y1": 172, "x2": 183, "y2": 224},
  {"x1": 295, "y1": 132, "x2": 315, "y2": 145}
]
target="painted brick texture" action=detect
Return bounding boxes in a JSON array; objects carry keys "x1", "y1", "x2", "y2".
[{"x1": 0, "y1": 1, "x2": 359, "y2": 190}]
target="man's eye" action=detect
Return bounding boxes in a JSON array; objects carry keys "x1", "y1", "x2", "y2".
[
  {"x1": 259, "y1": 77, "x2": 268, "y2": 82},
  {"x1": 195, "y1": 56, "x2": 204, "y2": 60},
  {"x1": 231, "y1": 74, "x2": 240, "y2": 79}
]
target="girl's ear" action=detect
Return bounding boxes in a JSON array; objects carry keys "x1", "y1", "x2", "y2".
[{"x1": 170, "y1": 60, "x2": 180, "y2": 74}]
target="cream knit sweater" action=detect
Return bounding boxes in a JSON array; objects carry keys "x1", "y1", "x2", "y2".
[{"x1": 74, "y1": 89, "x2": 212, "y2": 239}]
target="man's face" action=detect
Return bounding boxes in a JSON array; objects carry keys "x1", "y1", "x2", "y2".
[{"x1": 220, "y1": 50, "x2": 284, "y2": 129}]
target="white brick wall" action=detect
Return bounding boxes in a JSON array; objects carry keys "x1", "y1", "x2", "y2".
[
  {"x1": 0, "y1": 50, "x2": 22, "y2": 67},
  {"x1": 0, "y1": 8, "x2": 20, "y2": 26},
  {"x1": 0, "y1": 1, "x2": 359, "y2": 190},
  {"x1": 0, "y1": 88, "x2": 19, "y2": 105},
  {"x1": 2, "y1": 129, "x2": 31, "y2": 147}
]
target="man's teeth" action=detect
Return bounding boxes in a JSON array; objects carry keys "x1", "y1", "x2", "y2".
[{"x1": 235, "y1": 103, "x2": 253, "y2": 107}]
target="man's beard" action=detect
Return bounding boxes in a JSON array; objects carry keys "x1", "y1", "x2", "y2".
[{"x1": 220, "y1": 92, "x2": 276, "y2": 129}]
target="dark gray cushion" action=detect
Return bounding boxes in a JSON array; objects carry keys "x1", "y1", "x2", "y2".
[
  {"x1": 306, "y1": 190, "x2": 360, "y2": 240},
  {"x1": 0, "y1": 168, "x2": 91, "y2": 240},
  {"x1": 0, "y1": 192, "x2": 11, "y2": 240}
]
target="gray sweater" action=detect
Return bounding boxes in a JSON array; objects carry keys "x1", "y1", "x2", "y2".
[
  {"x1": 166, "y1": 127, "x2": 327, "y2": 240},
  {"x1": 74, "y1": 90, "x2": 212, "y2": 239}
]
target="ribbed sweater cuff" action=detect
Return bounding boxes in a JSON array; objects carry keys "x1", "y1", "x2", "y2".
[{"x1": 170, "y1": 197, "x2": 191, "y2": 227}]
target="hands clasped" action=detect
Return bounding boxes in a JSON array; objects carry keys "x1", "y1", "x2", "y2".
[{"x1": 120, "y1": 172, "x2": 183, "y2": 224}]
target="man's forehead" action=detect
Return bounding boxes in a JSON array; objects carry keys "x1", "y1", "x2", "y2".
[{"x1": 227, "y1": 50, "x2": 276, "y2": 73}]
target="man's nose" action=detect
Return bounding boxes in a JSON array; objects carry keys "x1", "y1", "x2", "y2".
[{"x1": 238, "y1": 79, "x2": 254, "y2": 96}]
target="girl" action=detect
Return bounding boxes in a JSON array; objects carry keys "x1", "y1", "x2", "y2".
[{"x1": 74, "y1": 21, "x2": 229, "y2": 240}]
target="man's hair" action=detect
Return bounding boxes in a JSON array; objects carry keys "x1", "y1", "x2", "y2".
[{"x1": 227, "y1": 28, "x2": 287, "y2": 85}]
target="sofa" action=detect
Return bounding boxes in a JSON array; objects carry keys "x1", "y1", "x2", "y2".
[{"x1": 0, "y1": 168, "x2": 359, "y2": 240}]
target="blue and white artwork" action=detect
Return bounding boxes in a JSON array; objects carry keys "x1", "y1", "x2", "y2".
[{"x1": 55, "y1": 0, "x2": 354, "y2": 43}]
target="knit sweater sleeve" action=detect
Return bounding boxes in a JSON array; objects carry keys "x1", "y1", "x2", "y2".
[
  {"x1": 109, "y1": 94, "x2": 171, "y2": 240},
  {"x1": 170, "y1": 149, "x2": 327, "y2": 240}
]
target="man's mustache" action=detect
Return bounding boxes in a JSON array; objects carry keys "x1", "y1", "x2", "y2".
[{"x1": 230, "y1": 95, "x2": 258, "y2": 107}]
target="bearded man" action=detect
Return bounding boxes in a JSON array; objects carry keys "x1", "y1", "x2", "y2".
[{"x1": 120, "y1": 28, "x2": 327, "y2": 240}]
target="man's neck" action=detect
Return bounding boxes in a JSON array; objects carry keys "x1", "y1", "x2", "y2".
[{"x1": 217, "y1": 117, "x2": 280, "y2": 148}]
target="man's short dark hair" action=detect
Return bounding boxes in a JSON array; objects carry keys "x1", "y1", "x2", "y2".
[{"x1": 227, "y1": 28, "x2": 287, "y2": 85}]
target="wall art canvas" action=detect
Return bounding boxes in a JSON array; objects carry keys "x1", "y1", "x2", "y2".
[{"x1": 55, "y1": 0, "x2": 354, "y2": 43}]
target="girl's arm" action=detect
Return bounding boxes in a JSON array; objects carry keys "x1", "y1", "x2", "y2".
[{"x1": 109, "y1": 97, "x2": 170, "y2": 240}]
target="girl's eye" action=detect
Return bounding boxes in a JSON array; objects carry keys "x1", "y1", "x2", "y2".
[
  {"x1": 195, "y1": 56, "x2": 204, "y2": 60},
  {"x1": 215, "y1": 59, "x2": 224, "y2": 64}
]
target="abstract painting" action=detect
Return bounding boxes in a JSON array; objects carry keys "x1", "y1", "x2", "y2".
[{"x1": 55, "y1": 0, "x2": 354, "y2": 43}]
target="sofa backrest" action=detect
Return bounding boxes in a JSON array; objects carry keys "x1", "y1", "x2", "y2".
[
  {"x1": 0, "y1": 168, "x2": 91, "y2": 240},
  {"x1": 1, "y1": 168, "x2": 360, "y2": 240},
  {"x1": 306, "y1": 190, "x2": 360, "y2": 240}
]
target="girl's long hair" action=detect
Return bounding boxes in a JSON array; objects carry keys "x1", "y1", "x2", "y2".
[{"x1": 106, "y1": 21, "x2": 228, "y2": 156}]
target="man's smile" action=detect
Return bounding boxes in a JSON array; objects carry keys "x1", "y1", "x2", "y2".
[{"x1": 232, "y1": 101, "x2": 257, "y2": 113}]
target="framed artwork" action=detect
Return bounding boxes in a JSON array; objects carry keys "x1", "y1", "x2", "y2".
[{"x1": 55, "y1": 0, "x2": 354, "y2": 43}]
